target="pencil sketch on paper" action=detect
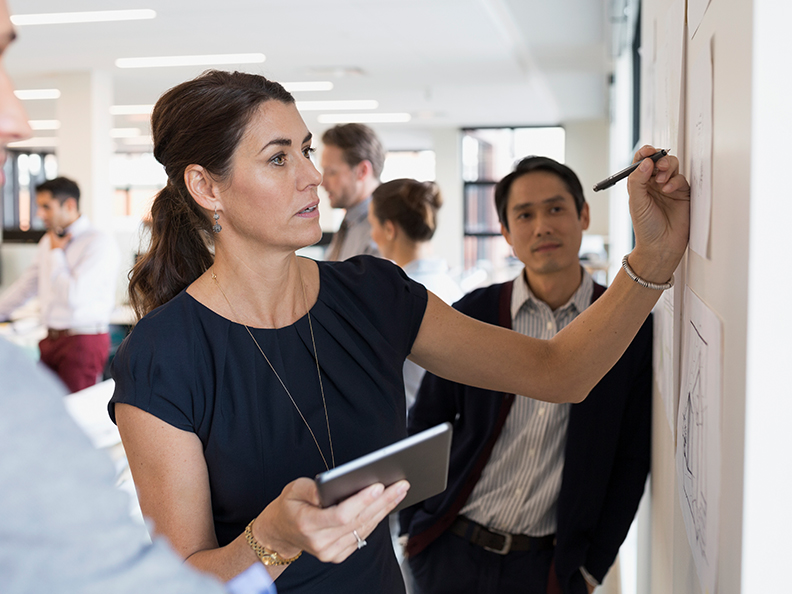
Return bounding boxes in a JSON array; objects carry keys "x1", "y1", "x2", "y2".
[
  {"x1": 680, "y1": 321, "x2": 708, "y2": 560},
  {"x1": 676, "y1": 286, "x2": 721, "y2": 594}
]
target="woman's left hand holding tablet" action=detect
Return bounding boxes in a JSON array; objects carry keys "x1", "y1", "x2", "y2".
[{"x1": 254, "y1": 477, "x2": 410, "y2": 564}]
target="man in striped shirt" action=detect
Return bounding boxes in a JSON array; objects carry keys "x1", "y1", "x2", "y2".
[{"x1": 401, "y1": 157, "x2": 652, "y2": 594}]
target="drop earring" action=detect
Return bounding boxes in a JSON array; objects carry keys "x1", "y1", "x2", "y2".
[{"x1": 213, "y1": 207, "x2": 222, "y2": 233}]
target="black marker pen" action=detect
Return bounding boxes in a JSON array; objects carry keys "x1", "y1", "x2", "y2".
[{"x1": 592, "y1": 149, "x2": 668, "y2": 192}]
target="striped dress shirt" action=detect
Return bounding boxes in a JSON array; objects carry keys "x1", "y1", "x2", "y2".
[{"x1": 460, "y1": 268, "x2": 593, "y2": 536}]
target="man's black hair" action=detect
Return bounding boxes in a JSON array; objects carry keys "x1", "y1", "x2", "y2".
[
  {"x1": 36, "y1": 176, "x2": 80, "y2": 206},
  {"x1": 494, "y1": 156, "x2": 585, "y2": 231}
]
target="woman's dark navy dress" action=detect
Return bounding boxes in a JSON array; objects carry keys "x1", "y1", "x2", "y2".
[{"x1": 110, "y1": 256, "x2": 428, "y2": 593}]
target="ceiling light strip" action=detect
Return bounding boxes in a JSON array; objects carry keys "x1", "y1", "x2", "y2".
[
  {"x1": 11, "y1": 10, "x2": 156, "y2": 26},
  {"x1": 282, "y1": 81, "x2": 334, "y2": 92},
  {"x1": 9, "y1": 137, "x2": 59, "y2": 148},
  {"x1": 29, "y1": 120, "x2": 60, "y2": 130},
  {"x1": 121, "y1": 136, "x2": 154, "y2": 146},
  {"x1": 297, "y1": 100, "x2": 378, "y2": 111},
  {"x1": 110, "y1": 105, "x2": 154, "y2": 116},
  {"x1": 317, "y1": 113, "x2": 411, "y2": 124},
  {"x1": 116, "y1": 53, "x2": 265, "y2": 69},
  {"x1": 111, "y1": 128, "x2": 142, "y2": 138},
  {"x1": 15, "y1": 89, "x2": 61, "y2": 100}
]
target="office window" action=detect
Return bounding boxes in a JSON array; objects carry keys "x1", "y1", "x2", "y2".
[
  {"x1": 111, "y1": 152, "x2": 167, "y2": 220},
  {"x1": 381, "y1": 150, "x2": 436, "y2": 182},
  {"x1": 461, "y1": 127, "x2": 565, "y2": 274},
  {"x1": 2, "y1": 150, "x2": 58, "y2": 242}
]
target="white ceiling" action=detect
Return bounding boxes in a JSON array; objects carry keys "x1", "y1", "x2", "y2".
[{"x1": 6, "y1": 0, "x2": 613, "y2": 151}]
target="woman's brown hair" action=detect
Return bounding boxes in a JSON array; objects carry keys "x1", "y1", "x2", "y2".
[{"x1": 370, "y1": 178, "x2": 443, "y2": 243}]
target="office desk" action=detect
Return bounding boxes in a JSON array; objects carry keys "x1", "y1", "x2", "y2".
[{"x1": 64, "y1": 379, "x2": 144, "y2": 525}]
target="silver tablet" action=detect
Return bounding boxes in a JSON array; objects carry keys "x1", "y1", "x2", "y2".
[{"x1": 315, "y1": 422, "x2": 453, "y2": 513}]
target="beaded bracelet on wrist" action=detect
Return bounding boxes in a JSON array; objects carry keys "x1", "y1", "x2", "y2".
[
  {"x1": 621, "y1": 254, "x2": 674, "y2": 290},
  {"x1": 244, "y1": 519, "x2": 302, "y2": 566}
]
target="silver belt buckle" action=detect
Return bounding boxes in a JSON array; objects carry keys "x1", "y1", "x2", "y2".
[{"x1": 483, "y1": 527, "x2": 513, "y2": 555}]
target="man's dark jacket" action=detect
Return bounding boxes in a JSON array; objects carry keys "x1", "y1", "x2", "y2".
[{"x1": 400, "y1": 279, "x2": 652, "y2": 593}]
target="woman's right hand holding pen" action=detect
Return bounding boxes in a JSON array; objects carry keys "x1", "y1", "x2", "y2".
[{"x1": 626, "y1": 144, "x2": 691, "y2": 284}]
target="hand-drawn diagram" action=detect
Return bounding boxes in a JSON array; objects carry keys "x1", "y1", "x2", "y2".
[
  {"x1": 677, "y1": 286, "x2": 721, "y2": 594},
  {"x1": 680, "y1": 320, "x2": 708, "y2": 558}
]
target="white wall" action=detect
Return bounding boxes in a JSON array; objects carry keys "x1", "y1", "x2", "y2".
[
  {"x1": 743, "y1": 1, "x2": 792, "y2": 592},
  {"x1": 565, "y1": 119, "x2": 610, "y2": 237},
  {"x1": 429, "y1": 127, "x2": 463, "y2": 273},
  {"x1": 634, "y1": 0, "x2": 791, "y2": 592}
]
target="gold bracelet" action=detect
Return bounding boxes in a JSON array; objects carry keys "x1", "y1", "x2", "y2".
[{"x1": 244, "y1": 519, "x2": 302, "y2": 566}]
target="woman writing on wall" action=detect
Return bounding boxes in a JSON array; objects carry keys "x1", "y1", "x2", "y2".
[
  {"x1": 110, "y1": 70, "x2": 689, "y2": 593},
  {"x1": 368, "y1": 178, "x2": 463, "y2": 410}
]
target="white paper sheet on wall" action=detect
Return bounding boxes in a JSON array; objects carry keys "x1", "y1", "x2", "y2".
[
  {"x1": 676, "y1": 286, "x2": 722, "y2": 594},
  {"x1": 652, "y1": 0, "x2": 685, "y2": 153},
  {"x1": 689, "y1": 40, "x2": 714, "y2": 258},
  {"x1": 689, "y1": 0, "x2": 713, "y2": 39},
  {"x1": 653, "y1": 287, "x2": 677, "y2": 437},
  {"x1": 641, "y1": 17, "x2": 656, "y2": 143}
]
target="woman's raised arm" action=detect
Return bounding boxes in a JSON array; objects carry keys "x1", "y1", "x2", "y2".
[{"x1": 409, "y1": 145, "x2": 689, "y2": 403}]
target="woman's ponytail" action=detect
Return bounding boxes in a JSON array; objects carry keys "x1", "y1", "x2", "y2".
[{"x1": 128, "y1": 181, "x2": 213, "y2": 319}]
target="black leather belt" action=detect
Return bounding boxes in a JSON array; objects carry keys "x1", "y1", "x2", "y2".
[{"x1": 450, "y1": 516, "x2": 556, "y2": 555}]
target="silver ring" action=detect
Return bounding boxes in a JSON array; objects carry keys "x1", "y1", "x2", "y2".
[{"x1": 353, "y1": 529, "x2": 367, "y2": 550}]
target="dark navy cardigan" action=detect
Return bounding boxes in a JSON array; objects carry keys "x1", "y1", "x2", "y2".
[{"x1": 400, "y1": 279, "x2": 652, "y2": 593}]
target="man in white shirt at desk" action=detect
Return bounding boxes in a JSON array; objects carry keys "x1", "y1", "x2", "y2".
[
  {"x1": 0, "y1": 176, "x2": 120, "y2": 392},
  {"x1": 0, "y1": 7, "x2": 273, "y2": 591}
]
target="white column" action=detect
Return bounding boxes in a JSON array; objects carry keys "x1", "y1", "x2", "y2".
[
  {"x1": 743, "y1": 1, "x2": 792, "y2": 592},
  {"x1": 564, "y1": 119, "x2": 610, "y2": 237},
  {"x1": 607, "y1": 51, "x2": 636, "y2": 282},
  {"x1": 430, "y1": 127, "x2": 463, "y2": 272},
  {"x1": 56, "y1": 71, "x2": 113, "y2": 228}
]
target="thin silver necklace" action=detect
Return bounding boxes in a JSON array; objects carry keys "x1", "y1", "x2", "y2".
[{"x1": 211, "y1": 268, "x2": 335, "y2": 471}]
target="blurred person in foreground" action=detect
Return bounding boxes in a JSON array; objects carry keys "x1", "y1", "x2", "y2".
[{"x1": 0, "y1": 6, "x2": 272, "y2": 593}]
